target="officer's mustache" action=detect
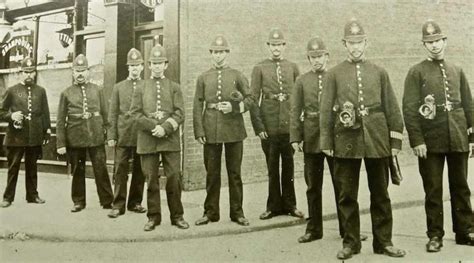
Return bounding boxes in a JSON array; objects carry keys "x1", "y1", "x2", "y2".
[{"x1": 24, "y1": 77, "x2": 33, "y2": 85}]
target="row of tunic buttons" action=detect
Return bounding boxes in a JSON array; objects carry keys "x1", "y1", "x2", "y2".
[
  {"x1": 356, "y1": 64, "x2": 365, "y2": 111},
  {"x1": 156, "y1": 80, "x2": 162, "y2": 111},
  {"x1": 276, "y1": 62, "x2": 283, "y2": 91},
  {"x1": 217, "y1": 70, "x2": 222, "y2": 101},
  {"x1": 81, "y1": 86, "x2": 88, "y2": 114},
  {"x1": 439, "y1": 63, "x2": 451, "y2": 99},
  {"x1": 26, "y1": 86, "x2": 32, "y2": 120}
]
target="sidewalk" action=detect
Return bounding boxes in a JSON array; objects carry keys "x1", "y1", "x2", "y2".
[{"x1": 0, "y1": 159, "x2": 472, "y2": 242}]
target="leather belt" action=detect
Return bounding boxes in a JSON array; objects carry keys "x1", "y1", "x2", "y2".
[
  {"x1": 147, "y1": 111, "x2": 168, "y2": 120},
  {"x1": 358, "y1": 106, "x2": 382, "y2": 117},
  {"x1": 436, "y1": 102, "x2": 462, "y2": 112},
  {"x1": 304, "y1": 111, "x2": 320, "y2": 118},
  {"x1": 69, "y1": 111, "x2": 100, "y2": 119},
  {"x1": 263, "y1": 93, "x2": 289, "y2": 102},
  {"x1": 206, "y1": 103, "x2": 219, "y2": 110}
]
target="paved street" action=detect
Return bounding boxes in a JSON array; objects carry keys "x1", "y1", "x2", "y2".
[{"x1": 0, "y1": 158, "x2": 473, "y2": 262}]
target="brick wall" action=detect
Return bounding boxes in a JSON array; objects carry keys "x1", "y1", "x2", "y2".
[{"x1": 178, "y1": 0, "x2": 474, "y2": 190}]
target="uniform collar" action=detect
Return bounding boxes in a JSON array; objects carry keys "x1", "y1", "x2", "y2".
[
  {"x1": 270, "y1": 57, "x2": 284, "y2": 62},
  {"x1": 151, "y1": 75, "x2": 165, "y2": 80},
  {"x1": 127, "y1": 76, "x2": 141, "y2": 81},
  {"x1": 311, "y1": 68, "x2": 327, "y2": 74},
  {"x1": 426, "y1": 57, "x2": 444, "y2": 62},
  {"x1": 74, "y1": 80, "x2": 89, "y2": 86},
  {"x1": 346, "y1": 57, "x2": 366, "y2": 63},
  {"x1": 212, "y1": 63, "x2": 229, "y2": 70}
]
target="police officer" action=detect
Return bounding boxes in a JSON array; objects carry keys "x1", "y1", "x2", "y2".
[
  {"x1": 250, "y1": 28, "x2": 304, "y2": 220},
  {"x1": 320, "y1": 19, "x2": 406, "y2": 259},
  {"x1": 107, "y1": 48, "x2": 146, "y2": 218},
  {"x1": 130, "y1": 45, "x2": 189, "y2": 231},
  {"x1": 290, "y1": 37, "x2": 368, "y2": 243},
  {"x1": 403, "y1": 19, "x2": 474, "y2": 251},
  {"x1": 193, "y1": 35, "x2": 252, "y2": 227},
  {"x1": 0, "y1": 57, "x2": 50, "y2": 208},
  {"x1": 56, "y1": 54, "x2": 113, "y2": 213}
]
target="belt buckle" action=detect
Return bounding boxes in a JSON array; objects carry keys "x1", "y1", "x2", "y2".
[
  {"x1": 444, "y1": 101, "x2": 453, "y2": 112},
  {"x1": 152, "y1": 110, "x2": 165, "y2": 120},
  {"x1": 277, "y1": 93, "x2": 286, "y2": 102},
  {"x1": 359, "y1": 108, "x2": 369, "y2": 117},
  {"x1": 82, "y1": 112, "x2": 92, "y2": 119}
]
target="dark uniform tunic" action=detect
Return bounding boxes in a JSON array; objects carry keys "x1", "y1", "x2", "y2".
[
  {"x1": 403, "y1": 58, "x2": 473, "y2": 239},
  {"x1": 56, "y1": 82, "x2": 113, "y2": 207},
  {"x1": 250, "y1": 58, "x2": 300, "y2": 214},
  {"x1": 320, "y1": 59, "x2": 404, "y2": 251},
  {"x1": 193, "y1": 66, "x2": 253, "y2": 221},
  {"x1": 107, "y1": 78, "x2": 145, "y2": 211},
  {"x1": 0, "y1": 82, "x2": 50, "y2": 202},
  {"x1": 130, "y1": 77, "x2": 185, "y2": 224},
  {"x1": 289, "y1": 70, "x2": 342, "y2": 237}
]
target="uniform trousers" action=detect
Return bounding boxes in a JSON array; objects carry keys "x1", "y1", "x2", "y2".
[
  {"x1": 141, "y1": 151, "x2": 184, "y2": 224},
  {"x1": 303, "y1": 152, "x2": 344, "y2": 237},
  {"x1": 261, "y1": 134, "x2": 297, "y2": 213},
  {"x1": 68, "y1": 146, "x2": 113, "y2": 207},
  {"x1": 335, "y1": 157, "x2": 393, "y2": 251},
  {"x1": 418, "y1": 152, "x2": 473, "y2": 238},
  {"x1": 3, "y1": 146, "x2": 42, "y2": 202},
  {"x1": 112, "y1": 146, "x2": 145, "y2": 211},
  {"x1": 203, "y1": 141, "x2": 244, "y2": 221}
]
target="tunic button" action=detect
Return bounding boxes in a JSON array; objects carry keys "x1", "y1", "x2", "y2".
[
  {"x1": 356, "y1": 64, "x2": 360, "y2": 68},
  {"x1": 158, "y1": 105, "x2": 161, "y2": 109},
  {"x1": 318, "y1": 75, "x2": 322, "y2": 79},
  {"x1": 445, "y1": 87, "x2": 449, "y2": 91},
  {"x1": 280, "y1": 87, "x2": 283, "y2": 90},
  {"x1": 218, "y1": 85, "x2": 222, "y2": 89},
  {"x1": 358, "y1": 77, "x2": 362, "y2": 81},
  {"x1": 217, "y1": 91, "x2": 221, "y2": 94},
  {"x1": 360, "y1": 97, "x2": 364, "y2": 101},
  {"x1": 358, "y1": 83, "x2": 362, "y2": 88},
  {"x1": 218, "y1": 96, "x2": 222, "y2": 100},
  {"x1": 157, "y1": 95, "x2": 161, "y2": 98},
  {"x1": 439, "y1": 63, "x2": 443, "y2": 67},
  {"x1": 447, "y1": 94, "x2": 450, "y2": 98},
  {"x1": 359, "y1": 90, "x2": 363, "y2": 94},
  {"x1": 360, "y1": 105, "x2": 365, "y2": 109},
  {"x1": 218, "y1": 71, "x2": 221, "y2": 74}
]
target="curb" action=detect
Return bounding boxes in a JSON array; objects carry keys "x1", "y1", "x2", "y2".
[{"x1": 1, "y1": 199, "x2": 429, "y2": 243}]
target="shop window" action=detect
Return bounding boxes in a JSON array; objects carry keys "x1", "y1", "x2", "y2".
[{"x1": 84, "y1": 34, "x2": 104, "y2": 87}]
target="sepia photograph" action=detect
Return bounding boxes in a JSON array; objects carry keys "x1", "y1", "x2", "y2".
[{"x1": 0, "y1": 0, "x2": 473, "y2": 262}]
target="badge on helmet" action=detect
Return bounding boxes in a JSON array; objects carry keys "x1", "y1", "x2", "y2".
[
  {"x1": 267, "y1": 28, "x2": 286, "y2": 45},
  {"x1": 73, "y1": 54, "x2": 88, "y2": 70},
  {"x1": 21, "y1": 57, "x2": 36, "y2": 73},
  {"x1": 127, "y1": 48, "x2": 144, "y2": 65},
  {"x1": 149, "y1": 45, "x2": 168, "y2": 63},
  {"x1": 209, "y1": 35, "x2": 230, "y2": 52},
  {"x1": 306, "y1": 37, "x2": 328, "y2": 56},
  {"x1": 343, "y1": 18, "x2": 366, "y2": 42},
  {"x1": 421, "y1": 19, "x2": 446, "y2": 42}
]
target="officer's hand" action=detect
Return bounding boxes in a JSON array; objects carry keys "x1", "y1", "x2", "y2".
[
  {"x1": 468, "y1": 127, "x2": 473, "y2": 135},
  {"x1": 391, "y1": 148, "x2": 400, "y2": 156},
  {"x1": 323, "y1": 150, "x2": 334, "y2": 157},
  {"x1": 413, "y1": 144, "x2": 427, "y2": 159},
  {"x1": 197, "y1": 137, "x2": 207, "y2": 145},
  {"x1": 43, "y1": 129, "x2": 51, "y2": 145},
  {"x1": 218, "y1": 101, "x2": 232, "y2": 114},
  {"x1": 107, "y1": 140, "x2": 116, "y2": 147},
  {"x1": 258, "y1": 132, "x2": 268, "y2": 140},
  {"x1": 57, "y1": 147, "x2": 67, "y2": 155},
  {"x1": 152, "y1": 125, "x2": 166, "y2": 138},
  {"x1": 11, "y1": 111, "x2": 23, "y2": 122},
  {"x1": 291, "y1": 142, "x2": 303, "y2": 152}
]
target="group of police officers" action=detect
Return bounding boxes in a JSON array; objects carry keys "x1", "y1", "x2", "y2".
[{"x1": 0, "y1": 18, "x2": 473, "y2": 260}]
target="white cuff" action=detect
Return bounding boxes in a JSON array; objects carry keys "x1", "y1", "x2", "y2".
[
  {"x1": 390, "y1": 131, "x2": 403, "y2": 140},
  {"x1": 165, "y1": 118, "x2": 179, "y2": 131},
  {"x1": 239, "y1": 101, "x2": 245, "y2": 113}
]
